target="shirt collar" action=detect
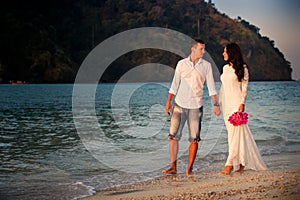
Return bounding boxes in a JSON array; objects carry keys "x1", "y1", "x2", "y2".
[{"x1": 188, "y1": 56, "x2": 203, "y2": 67}]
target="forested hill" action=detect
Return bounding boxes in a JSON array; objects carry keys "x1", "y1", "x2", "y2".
[{"x1": 0, "y1": 0, "x2": 292, "y2": 83}]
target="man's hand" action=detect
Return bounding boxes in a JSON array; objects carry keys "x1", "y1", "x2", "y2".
[
  {"x1": 165, "y1": 93, "x2": 175, "y2": 115},
  {"x1": 211, "y1": 95, "x2": 221, "y2": 116},
  {"x1": 165, "y1": 102, "x2": 173, "y2": 115}
]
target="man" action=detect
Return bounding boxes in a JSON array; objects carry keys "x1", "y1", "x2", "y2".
[{"x1": 163, "y1": 39, "x2": 220, "y2": 176}]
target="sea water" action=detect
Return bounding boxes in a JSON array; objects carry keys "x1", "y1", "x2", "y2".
[{"x1": 0, "y1": 81, "x2": 299, "y2": 199}]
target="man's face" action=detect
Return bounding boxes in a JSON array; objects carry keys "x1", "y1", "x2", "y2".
[{"x1": 192, "y1": 43, "x2": 205, "y2": 59}]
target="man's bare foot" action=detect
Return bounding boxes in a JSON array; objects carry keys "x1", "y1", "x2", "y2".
[
  {"x1": 220, "y1": 166, "x2": 233, "y2": 175},
  {"x1": 162, "y1": 168, "x2": 177, "y2": 175},
  {"x1": 186, "y1": 170, "x2": 194, "y2": 176},
  {"x1": 235, "y1": 164, "x2": 244, "y2": 174}
]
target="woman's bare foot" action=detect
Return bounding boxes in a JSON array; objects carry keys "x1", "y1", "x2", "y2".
[
  {"x1": 235, "y1": 164, "x2": 244, "y2": 173},
  {"x1": 220, "y1": 166, "x2": 233, "y2": 175},
  {"x1": 162, "y1": 168, "x2": 177, "y2": 175}
]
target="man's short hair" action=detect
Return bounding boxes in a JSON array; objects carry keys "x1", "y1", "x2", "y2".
[{"x1": 191, "y1": 38, "x2": 205, "y2": 47}]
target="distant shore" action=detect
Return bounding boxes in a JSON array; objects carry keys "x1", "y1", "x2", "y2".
[
  {"x1": 1, "y1": 80, "x2": 298, "y2": 84},
  {"x1": 82, "y1": 153, "x2": 300, "y2": 200}
]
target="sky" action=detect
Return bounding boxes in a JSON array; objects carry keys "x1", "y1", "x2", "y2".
[{"x1": 211, "y1": 0, "x2": 300, "y2": 80}]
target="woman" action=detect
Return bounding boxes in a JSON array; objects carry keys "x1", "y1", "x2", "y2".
[{"x1": 219, "y1": 43, "x2": 267, "y2": 175}]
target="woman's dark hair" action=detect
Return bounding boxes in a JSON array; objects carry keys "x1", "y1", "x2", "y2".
[{"x1": 225, "y1": 43, "x2": 245, "y2": 82}]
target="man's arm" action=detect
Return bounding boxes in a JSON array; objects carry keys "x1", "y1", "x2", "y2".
[
  {"x1": 165, "y1": 93, "x2": 175, "y2": 115},
  {"x1": 211, "y1": 94, "x2": 221, "y2": 116}
]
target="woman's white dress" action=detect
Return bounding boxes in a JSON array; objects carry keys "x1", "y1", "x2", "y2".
[{"x1": 220, "y1": 64, "x2": 267, "y2": 171}]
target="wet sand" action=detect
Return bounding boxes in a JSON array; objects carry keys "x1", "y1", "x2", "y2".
[{"x1": 82, "y1": 153, "x2": 300, "y2": 200}]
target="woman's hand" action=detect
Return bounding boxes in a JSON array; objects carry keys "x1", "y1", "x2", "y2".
[{"x1": 238, "y1": 104, "x2": 245, "y2": 112}]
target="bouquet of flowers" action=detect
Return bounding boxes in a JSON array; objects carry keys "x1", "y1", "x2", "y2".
[{"x1": 228, "y1": 112, "x2": 248, "y2": 126}]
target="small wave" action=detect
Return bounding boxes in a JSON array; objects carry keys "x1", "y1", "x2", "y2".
[
  {"x1": 71, "y1": 182, "x2": 96, "y2": 200},
  {"x1": 255, "y1": 135, "x2": 286, "y2": 145},
  {"x1": 285, "y1": 139, "x2": 300, "y2": 145}
]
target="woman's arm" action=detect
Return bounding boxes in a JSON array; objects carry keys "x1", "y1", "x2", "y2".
[{"x1": 239, "y1": 66, "x2": 249, "y2": 112}]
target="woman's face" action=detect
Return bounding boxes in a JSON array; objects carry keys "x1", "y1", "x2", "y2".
[{"x1": 223, "y1": 47, "x2": 229, "y2": 61}]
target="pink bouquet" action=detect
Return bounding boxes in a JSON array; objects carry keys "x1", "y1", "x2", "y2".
[{"x1": 228, "y1": 112, "x2": 248, "y2": 126}]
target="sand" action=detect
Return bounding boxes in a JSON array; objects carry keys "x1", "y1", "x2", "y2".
[{"x1": 82, "y1": 153, "x2": 300, "y2": 200}]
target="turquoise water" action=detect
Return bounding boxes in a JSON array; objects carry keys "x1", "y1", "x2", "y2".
[{"x1": 0, "y1": 82, "x2": 299, "y2": 199}]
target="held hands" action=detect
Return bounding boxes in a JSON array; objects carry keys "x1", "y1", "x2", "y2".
[{"x1": 213, "y1": 105, "x2": 221, "y2": 116}]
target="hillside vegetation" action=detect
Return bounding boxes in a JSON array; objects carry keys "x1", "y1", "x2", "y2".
[{"x1": 0, "y1": 0, "x2": 292, "y2": 83}]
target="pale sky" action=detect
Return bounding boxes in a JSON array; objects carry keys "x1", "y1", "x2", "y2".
[{"x1": 211, "y1": 0, "x2": 300, "y2": 80}]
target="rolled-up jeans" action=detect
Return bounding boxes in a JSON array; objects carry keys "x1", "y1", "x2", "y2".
[{"x1": 169, "y1": 103, "x2": 203, "y2": 142}]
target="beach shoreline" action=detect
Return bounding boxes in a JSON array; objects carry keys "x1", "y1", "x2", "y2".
[{"x1": 82, "y1": 153, "x2": 300, "y2": 200}]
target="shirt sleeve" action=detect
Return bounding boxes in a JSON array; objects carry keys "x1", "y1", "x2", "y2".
[
  {"x1": 205, "y1": 62, "x2": 217, "y2": 96},
  {"x1": 169, "y1": 63, "x2": 181, "y2": 95},
  {"x1": 241, "y1": 67, "x2": 249, "y2": 104}
]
